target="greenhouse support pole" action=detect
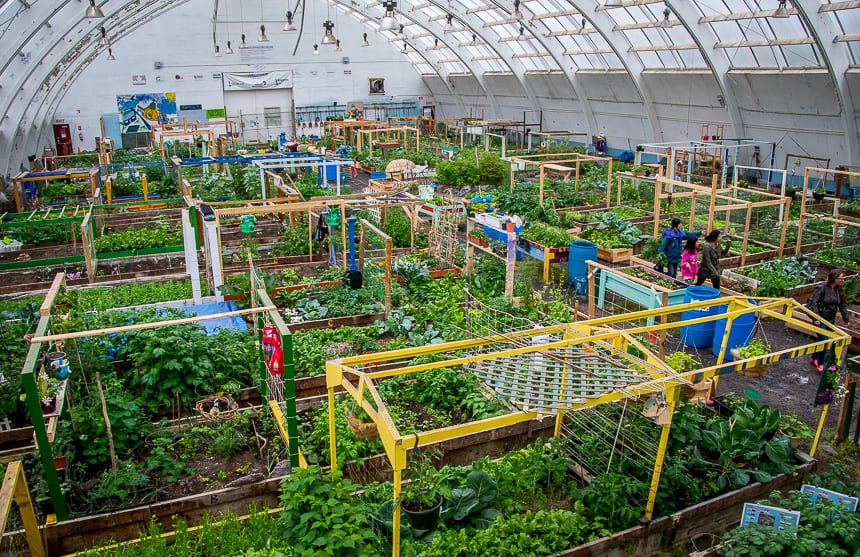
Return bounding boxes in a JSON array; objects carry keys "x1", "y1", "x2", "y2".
[
  {"x1": 644, "y1": 385, "x2": 678, "y2": 521},
  {"x1": 327, "y1": 383, "x2": 338, "y2": 472},
  {"x1": 182, "y1": 209, "x2": 202, "y2": 303}
]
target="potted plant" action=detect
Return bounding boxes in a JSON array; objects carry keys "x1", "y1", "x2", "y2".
[
  {"x1": 38, "y1": 372, "x2": 62, "y2": 414},
  {"x1": 467, "y1": 228, "x2": 489, "y2": 248},
  {"x1": 399, "y1": 449, "x2": 443, "y2": 531},
  {"x1": 778, "y1": 413, "x2": 814, "y2": 448},
  {"x1": 812, "y1": 186, "x2": 826, "y2": 201},
  {"x1": 784, "y1": 185, "x2": 798, "y2": 200}
]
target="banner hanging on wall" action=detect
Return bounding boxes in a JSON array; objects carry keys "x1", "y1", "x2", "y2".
[{"x1": 222, "y1": 70, "x2": 293, "y2": 91}]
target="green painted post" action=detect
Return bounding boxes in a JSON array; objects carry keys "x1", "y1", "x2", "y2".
[
  {"x1": 281, "y1": 329, "x2": 300, "y2": 469},
  {"x1": 22, "y1": 320, "x2": 68, "y2": 521}
]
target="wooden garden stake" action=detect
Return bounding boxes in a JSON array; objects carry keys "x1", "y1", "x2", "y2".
[{"x1": 95, "y1": 373, "x2": 117, "y2": 480}]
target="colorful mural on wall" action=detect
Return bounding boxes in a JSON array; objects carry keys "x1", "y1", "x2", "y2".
[{"x1": 116, "y1": 92, "x2": 177, "y2": 134}]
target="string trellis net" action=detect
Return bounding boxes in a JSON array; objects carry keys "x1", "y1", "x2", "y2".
[
  {"x1": 464, "y1": 330, "x2": 681, "y2": 416},
  {"x1": 559, "y1": 401, "x2": 661, "y2": 484},
  {"x1": 463, "y1": 289, "x2": 539, "y2": 339},
  {"x1": 429, "y1": 213, "x2": 459, "y2": 269}
]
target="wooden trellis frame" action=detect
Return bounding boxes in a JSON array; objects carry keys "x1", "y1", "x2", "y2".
[{"x1": 508, "y1": 152, "x2": 614, "y2": 206}]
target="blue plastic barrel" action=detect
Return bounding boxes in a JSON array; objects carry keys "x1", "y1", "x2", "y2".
[
  {"x1": 568, "y1": 240, "x2": 598, "y2": 295},
  {"x1": 712, "y1": 304, "x2": 756, "y2": 360},
  {"x1": 679, "y1": 286, "x2": 721, "y2": 348}
]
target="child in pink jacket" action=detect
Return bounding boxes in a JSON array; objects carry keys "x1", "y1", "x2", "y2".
[{"x1": 680, "y1": 237, "x2": 699, "y2": 283}]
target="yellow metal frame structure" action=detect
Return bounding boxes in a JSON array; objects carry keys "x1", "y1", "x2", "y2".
[
  {"x1": 326, "y1": 296, "x2": 848, "y2": 557},
  {"x1": 508, "y1": 152, "x2": 614, "y2": 206},
  {"x1": 0, "y1": 461, "x2": 46, "y2": 557}
]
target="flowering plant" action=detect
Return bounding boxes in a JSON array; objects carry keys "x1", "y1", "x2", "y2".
[{"x1": 814, "y1": 364, "x2": 846, "y2": 406}]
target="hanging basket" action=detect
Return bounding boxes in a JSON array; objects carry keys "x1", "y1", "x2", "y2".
[
  {"x1": 194, "y1": 395, "x2": 239, "y2": 421},
  {"x1": 731, "y1": 349, "x2": 770, "y2": 377},
  {"x1": 346, "y1": 409, "x2": 379, "y2": 441}
]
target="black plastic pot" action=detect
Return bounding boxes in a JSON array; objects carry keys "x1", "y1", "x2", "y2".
[
  {"x1": 402, "y1": 493, "x2": 442, "y2": 531},
  {"x1": 812, "y1": 191, "x2": 826, "y2": 201}
]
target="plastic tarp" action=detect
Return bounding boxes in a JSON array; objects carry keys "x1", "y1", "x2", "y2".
[{"x1": 178, "y1": 301, "x2": 248, "y2": 335}]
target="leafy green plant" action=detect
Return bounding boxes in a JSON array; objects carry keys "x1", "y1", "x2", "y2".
[
  {"x1": 779, "y1": 413, "x2": 814, "y2": 440},
  {"x1": 717, "y1": 489, "x2": 860, "y2": 557},
  {"x1": 439, "y1": 469, "x2": 502, "y2": 528},
  {"x1": 665, "y1": 351, "x2": 701, "y2": 373},
  {"x1": 402, "y1": 506, "x2": 607, "y2": 557},
  {"x1": 735, "y1": 338, "x2": 770, "y2": 359},
  {"x1": 278, "y1": 466, "x2": 380, "y2": 557},
  {"x1": 521, "y1": 222, "x2": 571, "y2": 248},
  {"x1": 93, "y1": 216, "x2": 181, "y2": 253}
]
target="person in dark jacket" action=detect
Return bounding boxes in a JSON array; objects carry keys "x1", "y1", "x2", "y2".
[
  {"x1": 806, "y1": 269, "x2": 851, "y2": 373},
  {"x1": 695, "y1": 230, "x2": 731, "y2": 289},
  {"x1": 657, "y1": 218, "x2": 701, "y2": 278}
]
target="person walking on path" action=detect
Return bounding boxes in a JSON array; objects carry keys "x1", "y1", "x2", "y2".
[
  {"x1": 680, "y1": 236, "x2": 699, "y2": 283},
  {"x1": 658, "y1": 218, "x2": 701, "y2": 278},
  {"x1": 806, "y1": 269, "x2": 851, "y2": 373},
  {"x1": 695, "y1": 230, "x2": 731, "y2": 290}
]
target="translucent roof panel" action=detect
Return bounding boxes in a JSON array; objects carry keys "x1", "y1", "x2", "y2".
[
  {"x1": 692, "y1": 0, "x2": 825, "y2": 69},
  {"x1": 825, "y1": 0, "x2": 860, "y2": 65}
]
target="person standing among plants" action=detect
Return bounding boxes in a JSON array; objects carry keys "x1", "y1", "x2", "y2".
[
  {"x1": 695, "y1": 230, "x2": 731, "y2": 290},
  {"x1": 657, "y1": 218, "x2": 701, "y2": 278},
  {"x1": 806, "y1": 269, "x2": 851, "y2": 373},
  {"x1": 680, "y1": 236, "x2": 699, "y2": 283}
]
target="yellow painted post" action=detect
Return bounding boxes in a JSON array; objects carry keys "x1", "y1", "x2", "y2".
[
  {"x1": 644, "y1": 385, "x2": 678, "y2": 520},
  {"x1": 810, "y1": 404, "x2": 829, "y2": 457},
  {"x1": 328, "y1": 385, "x2": 338, "y2": 471},
  {"x1": 392, "y1": 467, "x2": 403, "y2": 557},
  {"x1": 105, "y1": 177, "x2": 112, "y2": 205},
  {"x1": 0, "y1": 462, "x2": 46, "y2": 557},
  {"x1": 142, "y1": 175, "x2": 149, "y2": 201}
]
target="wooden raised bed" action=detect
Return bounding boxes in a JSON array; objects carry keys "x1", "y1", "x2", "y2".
[
  {"x1": 722, "y1": 267, "x2": 822, "y2": 300},
  {"x1": 559, "y1": 456, "x2": 816, "y2": 557},
  {"x1": 597, "y1": 244, "x2": 633, "y2": 263},
  {"x1": 18, "y1": 416, "x2": 556, "y2": 556},
  {"x1": 517, "y1": 237, "x2": 570, "y2": 263}
]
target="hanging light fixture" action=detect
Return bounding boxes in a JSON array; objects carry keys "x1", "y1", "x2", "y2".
[
  {"x1": 285, "y1": 10, "x2": 296, "y2": 31},
  {"x1": 215, "y1": 44, "x2": 222, "y2": 57},
  {"x1": 433, "y1": 37, "x2": 439, "y2": 49},
  {"x1": 223, "y1": 0, "x2": 234, "y2": 54},
  {"x1": 518, "y1": 25, "x2": 524, "y2": 37},
  {"x1": 660, "y1": 7, "x2": 671, "y2": 28},
  {"x1": 85, "y1": 0, "x2": 104, "y2": 18},
  {"x1": 98, "y1": 26, "x2": 107, "y2": 46},
  {"x1": 336, "y1": 39, "x2": 342, "y2": 52},
  {"x1": 257, "y1": 0, "x2": 268, "y2": 41},
  {"x1": 240, "y1": 33, "x2": 248, "y2": 48},
  {"x1": 444, "y1": 14, "x2": 455, "y2": 32},
  {"x1": 107, "y1": 47, "x2": 115, "y2": 60},
  {"x1": 400, "y1": 41, "x2": 408, "y2": 53},
  {"x1": 773, "y1": 0, "x2": 791, "y2": 18},
  {"x1": 321, "y1": 20, "x2": 336, "y2": 45},
  {"x1": 313, "y1": 43, "x2": 320, "y2": 55},
  {"x1": 362, "y1": 32, "x2": 370, "y2": 46},
  {"x1": 379, "y1": 1, "x2": 398, "y2": 32},
  {"x1": 512, "y1": 0, "x2": 522, "y2": 20}
]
